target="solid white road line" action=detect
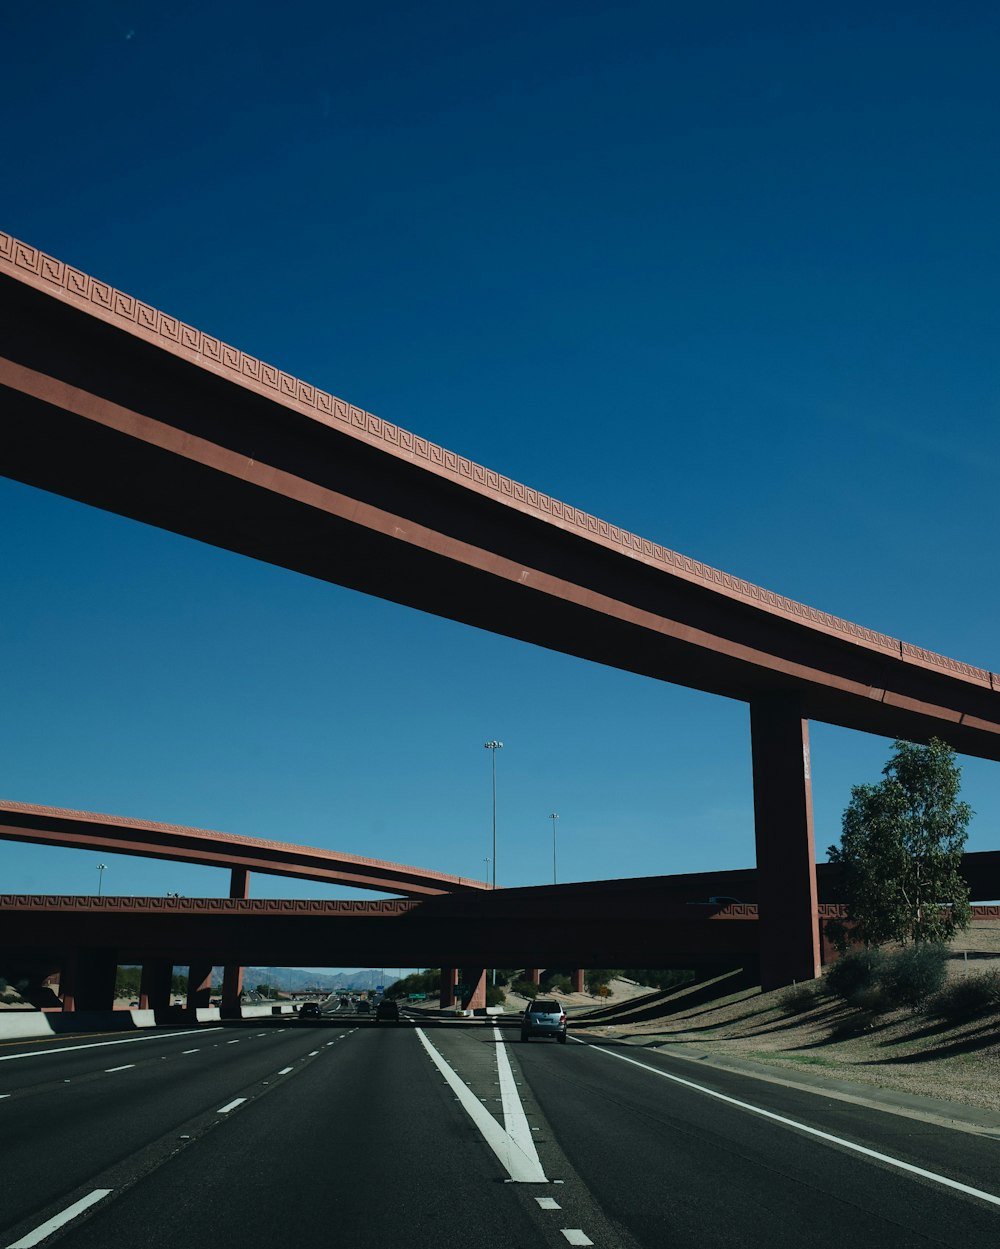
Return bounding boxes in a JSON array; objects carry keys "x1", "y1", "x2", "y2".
[
  {"x1": 560, "y1": 1231, "x2": 593, "y2": 1246},
  {"x1": 572, "y1": 1039, "x2": 1000, "y2": 1209},
  {"x1": 493, "y1": 1026, "x2": 544, "y2": 1168},
  {"x1": 103, "y1": 1064, "x2": 135, "y2": 1073},
  {"x1": 217, "y1": 1098, "x2": 247, "y2": 1114},
  {"x1": 415, "y1": 1028, "x2": 547, "y2": 1183},
  {"x1": 8, "y1": 1188, "x2": 112, "y2": 1247},
  {"x1": 277, "y1": 1066, "x2": 293, "y2": 1075},
  {"x1": 0, "y1": 1028, "x2": 216, "y2": 1063}
]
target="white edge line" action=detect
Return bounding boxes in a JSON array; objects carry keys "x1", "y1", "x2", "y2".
[
  {"x1": 571, "y1": 1038, "x2": 1000, "y2": 1209},
  {"x1": 0, "y1": 1027, "x2": 219, "y2": 1063},
  {"x1": 217, "y1": 1097, "x2": 247, "y2": 1114},
  {"x1": 8, "y1": 1188, "x2": 112, "y2": 1248},
  {"x1": 415, "y1": 1027, "x2": 546, "y2": 1183}
]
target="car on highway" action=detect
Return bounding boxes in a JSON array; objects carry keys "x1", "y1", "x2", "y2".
[
  {"x1": 355, "y1": 999, "x2": 371, "y2": 1014},
  {"x1": 520, "y1": 998, "x2": 567, "y2": 1043},
  {"x1": 299, "y1": 1002, "x2": 322, "y2": 1019},
  {"x1": 375, "y1": 999, "x2": 399, "y2": 1023}
]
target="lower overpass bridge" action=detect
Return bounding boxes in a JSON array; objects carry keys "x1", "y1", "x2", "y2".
[{"x1": 5, "y1": 879, "x2": 1000, "y2": 1011}]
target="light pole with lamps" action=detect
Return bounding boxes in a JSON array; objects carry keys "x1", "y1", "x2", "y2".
[
  {"x1": 96, "y1": 863, "x2": 108, "y2": 898},
  {"x1": 483, "y1": 741, "x2": 503, "y2": 889},
  {"x1": 549, "y1": 813, "x2": 559, "y2": 885}
]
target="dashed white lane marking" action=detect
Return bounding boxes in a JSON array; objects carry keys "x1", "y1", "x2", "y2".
[
  {"x1": 535, "y1": 1197, "x2": 561, "y2": 1210},
  {"x1": 217, "y1": 1098, "x2": 247, "y2": 1114},
  {"x1": 415, "y1": 1028, "x2": 546, "y2": 1183},
  {"x1": 226, "y1": 1040, "x2": 240, "y2": 1045},
  {"x1": 8, "y1": 1188, "x2": 112, "y2": 1247},
  {"x1": 560, "y1": 1231, "x2": 593, "y2": 1246},
  {"x1": 573, "y1": 1039, "x2": 1000, "y2": 1210},
  {"x1": 308, "y1": 1050, "x2": 319, "y2": 1057},
  {"x1": 0, "y1": 1093, "x2": 10, "y2": 1099},
  {"x1": 181, "y1": 1049, "x2": 199, "y2": 1055},
  {"x1": 256, "y1": 1033, "x2": 267, "y2": 1037},
  {"x1": 0, "y1": 1028, "x2": 215, "y2": 1063},
  {"x1": 277, "y1": 1066, "x2": 293, "y2": 1075},
  {"x1": 103, "y1": 1064, "x2": 135, "y2": 1073}
]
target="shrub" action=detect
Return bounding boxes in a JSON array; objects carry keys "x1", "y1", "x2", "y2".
[
  {"x1": 826, "y1": 948, "x2": 885, "y2": 1002},
  {"x1": 485, "y1": 985, "x2": 507, "y2": 1008},
  {"x1": 511, "y1": 978, "x2": 539, "y2": 1000},
  {"x1": 880, "y1": 943, "x2": 948, "y2": 1008},
  {"x1": 850, "y1": 982, "x2": 900, "y2": 1016},
  {"x1": 780, "y1": 983, "x2": 820, "y2": 1014},
  {"x1": 927, "y1": 971, "x2": 1000, "y2": 1022}
]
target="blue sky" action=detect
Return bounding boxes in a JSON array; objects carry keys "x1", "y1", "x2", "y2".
[{"x1": 2, "y1": 2, "x2": 999, "y2": 908}]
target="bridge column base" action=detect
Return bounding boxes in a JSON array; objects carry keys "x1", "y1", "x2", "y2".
[
  {"x1": 439, "y1": 967, "x2": 458, "y2": 1008},
  {"x1": 751, "y1": 693, "x2": 821, "y2": 990},
  {"x1": 525, "y1": 968, "x2": 540, "y2": 985},
  {"x1": 460, "y1": 968, "x2": 487, "y2": 1010},
  {"x1": 570, "y1": 969, "x2": 584, "y2": 993},
  {"x1": 61, "y1": 948, "x2": 117, "y2": 1011},
  {"x1": 187, "y1": 961, "x2": 214, "y2": 1010},
  {"x1": 139, "y1": 959, "x2": 172, "y2": 1010}
]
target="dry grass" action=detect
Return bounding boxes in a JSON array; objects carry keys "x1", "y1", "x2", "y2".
[{"x1": 594, "y1": 927, "x2": 1000, "y2": 1113}]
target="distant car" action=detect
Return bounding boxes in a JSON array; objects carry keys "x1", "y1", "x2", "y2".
[
  {"x1": 375, "y1": 999, "x2": 399, "y2": 1023},
  {"x1": 521, "y1": 998, "x2": 567, "y2": 1043},
  {"x1": 356, "y1": 1000, "x2": 371, "y2": 1014},
  {"x1": 299, "y1": 1002, "x2": 322, "y2": 1019}
]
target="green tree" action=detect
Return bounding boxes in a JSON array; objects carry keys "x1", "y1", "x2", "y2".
[{"x1": 828, "y1": 738, "x2": 972, "y2": 946}]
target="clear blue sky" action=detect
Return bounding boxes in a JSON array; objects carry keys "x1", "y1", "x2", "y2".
[{"x1": 2, "y1": 2, "x2": 998, "y2": 905}]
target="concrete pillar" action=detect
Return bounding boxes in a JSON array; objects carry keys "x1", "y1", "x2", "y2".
[
  {"x1": 570, "y1": 968, "x2": 584, "y2": 993},
  {"x1": 187, "y1": 961, "x2": 214, "y2": 1010},
  {"x1": 139, "y1": 959, "x2": 172, "y2": 1010},
  {"x1": 61, "y1": 948, "x2": 116, "y2": 1012},
  {"x1": 750, "y1": 692, "x2": 821, "y2": 990},
  {"x1": 222, "y1": 867, "x2": 249, "y2": 1011},
  {"x1": 525, "y1": 968, "x2": 541, "y2": 985},
  {"x1": 439, "y1": 967, "x2": 458, "y2": 1008},
  {"x1": 460, "y1": 968, "x2": 487, "y2": 1010}
]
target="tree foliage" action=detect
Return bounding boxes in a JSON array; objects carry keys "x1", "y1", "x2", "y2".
[{"x1": 828, "y1": 738, "x2": 972, "y2": 946}]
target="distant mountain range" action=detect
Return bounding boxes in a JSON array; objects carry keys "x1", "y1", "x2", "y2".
[{"x1": 210, "y1": 967, "x2": 397, "y2": 993}]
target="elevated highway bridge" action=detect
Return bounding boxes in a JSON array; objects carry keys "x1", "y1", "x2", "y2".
[{"x1": 3, "y1": 230, "x2": 999, "y2": 986}]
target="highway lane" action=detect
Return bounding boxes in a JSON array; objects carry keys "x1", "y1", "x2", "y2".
[
  {"x1": 0, "y1": 1017, "x2": 356, "y2": 1240},
  {"x1": 3, "y1": 1018, "x2": 998, "y2": 1247}
]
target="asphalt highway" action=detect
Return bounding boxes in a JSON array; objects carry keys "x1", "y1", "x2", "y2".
[{"x1": 2, "y1": 1010, "x2": 997, "y2": 1247}]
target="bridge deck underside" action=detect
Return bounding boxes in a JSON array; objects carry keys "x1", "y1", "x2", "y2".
[{"x1": 2, "y1": 267, "x2": 1000, "y2": 758}]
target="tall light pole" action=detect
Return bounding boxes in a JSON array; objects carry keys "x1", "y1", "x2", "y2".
[
  {"x1": 483, "y1": 741, "x2": 503, "y2": 890},
  {"x1": 549, "y1": 813, "x2": 559, "y2": 885},
  {"x1": 97, "y1": 863, "x2": 108, "y2": 898}
]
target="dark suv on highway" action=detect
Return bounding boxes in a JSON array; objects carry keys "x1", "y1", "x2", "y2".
[{"x1": 521, "y1": 998, "x2": 567, "y2": 1043}]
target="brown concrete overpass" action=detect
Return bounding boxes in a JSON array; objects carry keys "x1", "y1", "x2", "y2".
[
  {"x1": 0, "y1": 800, "x2": 487, "y2": 898},
  {"x1": 3, "y1": 230, "x2": 999, "y2": 986}
]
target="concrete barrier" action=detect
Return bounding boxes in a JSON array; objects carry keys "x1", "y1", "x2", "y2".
[{"x1": 0, "y1": 1001, "x2": 297, "y2": 1040}]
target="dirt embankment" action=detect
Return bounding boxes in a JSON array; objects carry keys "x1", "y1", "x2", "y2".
[{"x1": 572, "y1": 926, "x2": 1000, "y2": 1114}]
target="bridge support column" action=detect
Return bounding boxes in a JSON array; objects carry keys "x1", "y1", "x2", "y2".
[
  {"x1": 570, "y1": 969, "x2": 584, "y2": 994},
  {"x1": 750, "y1": 693, "x2": 821, "y2": 990},
  {"x1": 525, "y1": 968, "x2": 540, "y2": 985},
  {"x1": 439, "y1": 967, "x2": 458, "y2": 1008},
  {"x1": 187, "y1": 961, "x2": 214, "y2": 1010},
  {"x1": 60, "y1": 948, "x2": 116, "y2": 1012},
  {"x1": 460, "y1": 968, "x2": 486, "y2": 1010},
  {"x1": 139, "y1": 959, "x2": 172, "y2": 1011},
  {"x1": 222, "y1": 867, "x2": 250, "y2": 1012}
]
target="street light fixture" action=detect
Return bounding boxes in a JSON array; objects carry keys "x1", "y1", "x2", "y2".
[
  {"x1": 549, "y1": 813, "x2": 559, "y2": 885},
  {"x1": 96, "y1": 863, "x2": 108, "y2": 898},
  {"x1": 483, "y1": 741, "x2": 503, "y2": 890}
]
